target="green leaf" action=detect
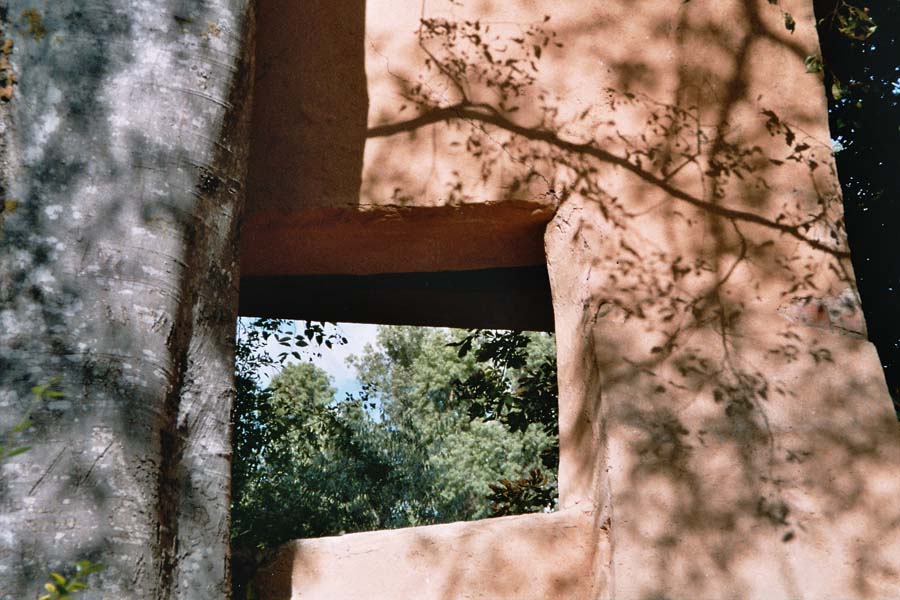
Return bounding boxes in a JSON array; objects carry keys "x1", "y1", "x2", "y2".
[
  {"x1": 835, "y1": 4, "x2": 877, "y2": 40},
  {"x1": 831, "y1": 78, "x2": 843, "y2": 100},
  {"x1": 6, "y1": 446, "x2": 30, "y2": 458},
  {"x1": 50, "y1": 573, "x2": 67, "y2": 585},
  {"x1": 804, "y1": 55, "x2": 823, "y2": 73},
  {"x1": 75, "y1": 560, "x2": 105, "y2": 575},
  {"x1": 11, "y1": 418, "x2": 32, "y2": 433}
]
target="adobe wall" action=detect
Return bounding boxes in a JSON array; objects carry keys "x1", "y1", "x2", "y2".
[
  {"x1": 253, "y1": 510, "x2": 604, "y2": 599},
  {"x1": 248, "y1": 0, "x2": 900, "y2": 598},
  {"x1": 241, "y1": 0, "x2": 553, "y2": 277}
]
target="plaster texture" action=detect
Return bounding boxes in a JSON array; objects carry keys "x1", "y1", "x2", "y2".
[
  {"x1": 245, "y1": 0, "x2": 900, "y2": 597},
  {"x1": 253, "y1": 510, "x2": 604, "y2": 599}
]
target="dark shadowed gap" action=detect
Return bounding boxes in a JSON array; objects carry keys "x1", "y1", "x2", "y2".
[
  {"x1": 239, "y1": 266, "x2": 555, "y2": 332},
  {"x1": 814, "y1": 0, "x2": 900, "y2": 414}
]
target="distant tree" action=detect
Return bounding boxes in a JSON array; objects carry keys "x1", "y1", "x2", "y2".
[
  {"x1": 348, "y1": 326, "x2": 557, "y2": 523},
  {"x1": 443, "y1": 329, "x2": 560, "y2": 515},
  {"x1": 449, "y1": 330, "x2": 559, "y2": 466},
  {"x1": 232, "y1": 325, "x2": 557, "y2": 539},
  {"x1": 232, "y1": 319, "x2": 368, "y2": 549},
  {"x1": 232, "y1": 361, "x2": 385, "y2": 548}
]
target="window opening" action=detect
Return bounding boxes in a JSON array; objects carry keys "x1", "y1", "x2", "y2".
[{"x1": 231, "y1": 319, "x2": 559, "y2": 593}]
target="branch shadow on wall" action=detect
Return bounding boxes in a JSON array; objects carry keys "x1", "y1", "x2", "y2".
[{"x1": 254, "y1": 1, "x2": 900, "y2": 598}]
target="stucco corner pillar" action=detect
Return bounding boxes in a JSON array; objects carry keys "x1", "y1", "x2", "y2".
[
  {"x1": 542, "y1": 0, "x2": 900, "y2": 595},
  {"x1": 545, "y1": 164, "x2": 900, "y2": 600}
]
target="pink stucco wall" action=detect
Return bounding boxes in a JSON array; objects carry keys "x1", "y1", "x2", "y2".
[
  {"x1": 245, "y1": 0, "x2": 900, "y2": 597},
  {"x1": 254, "y1": 510, "x2": 605, "y2": 599}
]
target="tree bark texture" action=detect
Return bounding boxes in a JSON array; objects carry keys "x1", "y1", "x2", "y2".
[{"x1": 0, "y1": 1, "x2": 254, "y2": 597}]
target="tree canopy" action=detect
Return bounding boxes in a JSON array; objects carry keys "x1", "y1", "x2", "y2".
[{"x1": 231, "y1": 322, "x2": 558, "y2": 563}]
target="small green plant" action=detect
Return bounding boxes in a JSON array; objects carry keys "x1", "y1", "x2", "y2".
[
  {"x1": 0, "y1": 379, "x2": 65, "y2": 461},
  {"x1": 1, "y1": 380, "x2": 53, "y2": 460},
  {"x1": 0, "y1": 380, "x2": 103, "y2": 598},
  {"x1": 38, "y1": 561, "x2": 104, "y2": 600},
  {"x1": 0, "y1": 415, "x2": 31, "y2": 461}
]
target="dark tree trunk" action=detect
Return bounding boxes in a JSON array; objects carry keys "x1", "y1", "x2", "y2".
[{"x1": 0, "y1": 1, "x2": 254, "y2": 597}]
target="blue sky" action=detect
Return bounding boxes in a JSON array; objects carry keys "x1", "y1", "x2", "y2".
[
  {"x1": 314, "y1": 322, "x2": 379, "y2": 398},
  {"x1": 255, "y1": 321, "x2": 379, "y2": 399}
]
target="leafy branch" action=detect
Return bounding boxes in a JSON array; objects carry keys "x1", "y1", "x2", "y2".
[
  {"x1": 0, "y1": 378, "x2": 65, "y2": 463},
  {"x1": 38, "y1": 561, "x2": 104, "y2": 600}
]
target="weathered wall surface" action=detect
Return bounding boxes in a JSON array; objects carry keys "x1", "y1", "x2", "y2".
[
  {"x1": 252, "y1": 509, "x2": 605, "y2": 600},
  {"x1": 249, "y1": 0, "x2": 900, "y2": 597},
  {"x1": 242, "y1": 0, "x2": 559, "y2": 277},
  {"x1": 537, "y1": 0, "x2": 900, "y2": 597}
]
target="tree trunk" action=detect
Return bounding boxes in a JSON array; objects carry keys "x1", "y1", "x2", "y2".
[{"x1": 0, "y1": 1, "x2": 254, "y2": 597}]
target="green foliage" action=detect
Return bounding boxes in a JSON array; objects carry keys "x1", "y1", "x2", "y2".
[
  {"x1": 488, "y1": 468, "x2": 555, "y2": 517},
  {"x1": 449, "y1": 330, "x2": 559, "y2": 469},
  {"x1": 231, "y1": 322, "x2": 559, "y2": 597},
  {"x1": 232, "y1": 361, "x2": 391, "y2": 548},
  {"x1": 763, "y1": 1, "x2": 877, "y2": 41},
  {"x1": 1, "y1": 378, "x2": 65, "y2": 461},
  {"x1": 804, "y1": 54, "x2": 825, "y2": 74},
  {"x1": 232, "y1": 324, "x2": 558, "y2": 550},
  {"x1": 820, "y1": 1, "x2": 877, "y2": 41},
  {"x1": 760, "y1": 1, "x2": 879, "y2": 78},
  {"x1": 349, "y1": 326, "x2": 557, "y2": 522},
  {"x1": 37, "y1": 560, "x2": 104, "y2": 600},
  {"x1": 232, "y1": 319, "x2": 354, "y2": 548},
  {"x1": 0, "y1": 416, "x2": 31, "y2": 462}
]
